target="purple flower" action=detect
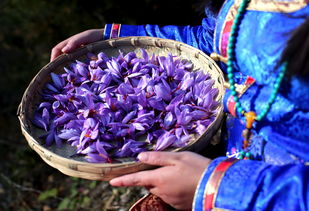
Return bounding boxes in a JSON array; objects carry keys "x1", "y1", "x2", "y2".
[
  {"x1": 154, "y1": 79, "x2": 171, "y2": 101},
  {"x1": 155, "y1": 131, "x2": 177, "y2": 151},
  {"x1": 50, "y1": 72, "x2": 65, "y2": 90},
  {"x1": 34, "y1": 49, "x2": 219, "y2": 163},
  {"x1": 54, "y1": 112, "x2": 76, "y2": 126},
  {"x1": 40, "y1": 125, "x2": 62, "y2": 147},
  {"x1": 115, "y1": 139, "x2": 146, "y2": 158},
  {"x1": 81, "y1": 118, "x2": 99, "y2": 140},
  {"x1": 180, "y1": 72, "x2": 195, "y2": 91},
  {"x1": 33, "y1": 108, "x2": 50, "y2": 131},
  {"x1": 58, "y1": 128, "x2": 81, "y2": 146},
  {"x1": 106, "y1": 58, "x2": 122, "y2": 78},
  {"x1": 163, "y1": 112, "x2": 175, "y2": 129},
  {"x1": 148, "y1": 97, "x2": 167, "y2": 111}
]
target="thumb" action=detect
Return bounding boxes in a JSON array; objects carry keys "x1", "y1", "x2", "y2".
[{"x1": 137, "y1": 151, "x2": 180, "y2": 167}]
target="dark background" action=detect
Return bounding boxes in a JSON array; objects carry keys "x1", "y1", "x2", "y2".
[{"x1": 0, "y1": 0, "x2": 204, "y2": 210}]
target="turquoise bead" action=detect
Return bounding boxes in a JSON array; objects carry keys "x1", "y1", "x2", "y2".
[
  {"x1": 231, "y1": 24, "x2": 238, "y2": 33},
  {"x1": 245, "y1": 152, "x2": 251, "y2": 158},
  {"x1": 261, "y1": 111, "x2": 267, "y2": 118},
  {"x1": 270, "y1": 93, "x2": 277, "y2": 102},
  {"x1": 235, "y1": 14, "x2": 242, "y2": 23},
  {"x1": 229, "y1": 35, "x2": 235, "y2": 44},
  {"x1": 239, "y1": 3, "x2": 247, "y2": 11},
  {"x1": 227, "y1": 60, "x2": 233, "y2": 67},
  {"x1": 227, "y1": 48, "x2": 233, "y2": 56},
  {"x1": 225, "y1": 0, "x2": 289, "y2": 124},
  {"x1": 274, "y1": 83, "x2": 280, "y2": 90},
  {"x1": 237, "y1": 107, "x2": 244, "y2": 114},
  {"x1": 229, "y1": 54, "x2": 235, "y2": 61}
]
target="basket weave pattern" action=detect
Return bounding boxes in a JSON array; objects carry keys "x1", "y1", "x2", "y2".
[{"x1": 18, "y1": 36, "x2": 225, "y2": 181}]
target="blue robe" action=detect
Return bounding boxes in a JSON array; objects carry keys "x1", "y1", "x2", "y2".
[{"x1": 104, "y1": 1, "x2": 309, "y2": 210}]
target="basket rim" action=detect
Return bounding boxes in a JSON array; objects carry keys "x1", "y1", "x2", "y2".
[{"x1": 18, "y1": 36, "x2": 225, "y2": 168}]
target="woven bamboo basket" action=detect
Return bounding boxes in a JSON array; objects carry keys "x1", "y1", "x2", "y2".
[{"x1": 18, "y1": 36, "x2": 225, "y2": 181}]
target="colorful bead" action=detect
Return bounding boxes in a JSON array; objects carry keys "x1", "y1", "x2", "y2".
[
  {"x1": 229, "y1": 78, "x2": 235, "y2": 84},
  {"x1": 226, "y1": 0, "x2": 288, "y2": 160},
  {"x1": 245, "y1": 111, "x2": 256, "y2": 129},
  {"x1": 227, "y1": 0, "x2": 287, "y2": 123},
  {"x1": 237, "y1": 107, "x2": 244, "y2": 115}
]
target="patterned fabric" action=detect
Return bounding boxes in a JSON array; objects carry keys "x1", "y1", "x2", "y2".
[{"x1": 104, "y1": 0, "x2": 309, "y2": 210}]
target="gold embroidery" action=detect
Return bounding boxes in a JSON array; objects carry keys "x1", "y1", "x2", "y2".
[
  {"x1": 235, "y1": 0, "x2": 309, "y2": 13},
  {"x1": 204, "y1": 159, "x2": 239, "y2": 210}
]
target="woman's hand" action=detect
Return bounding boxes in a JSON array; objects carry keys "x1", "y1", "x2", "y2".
[
  {"x1": 50, "y1": 28, "x2": 104, "y2": 62},
  {"x1": 110, "y1": 151, "x2": 212, "y2": 210}
]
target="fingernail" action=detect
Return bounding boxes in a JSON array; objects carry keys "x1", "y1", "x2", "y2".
[
  {"x1": 109, "y1": 178, "x2": 120, "y2": 186},
  {"x1": 62, "y1": 46, "x2": 69, "y2": 53},
  {"x1": 137, "y1": 152, "x2": 148, "y2": 161}
]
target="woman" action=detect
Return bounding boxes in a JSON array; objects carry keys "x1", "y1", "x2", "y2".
[{"x1": 51, "y1": 0, "x2": 309, "y2": 210}]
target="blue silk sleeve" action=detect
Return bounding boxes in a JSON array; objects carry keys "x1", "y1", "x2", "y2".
[
  {"x1": 104, "y1": 17, "x2": 216, "y2": 55},
  {"x1": 194, "y1": 158, "x2": 309, "y2": 211},
  {"x1": 216, "y1": 159, "x2": 309, "y2": 210}
]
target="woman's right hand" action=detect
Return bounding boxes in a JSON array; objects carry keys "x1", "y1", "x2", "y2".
[{"x1": 50, "y1": 28, "x2": 104, "y2": 62}]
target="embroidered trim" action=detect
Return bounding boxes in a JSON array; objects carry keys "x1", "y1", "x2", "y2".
[
  {"x1": 110, "y1": 23, "x2": 121, "y2": 39},
  {"x1": 227, "y1": 76, "x2": 256, "y2": 117},
  {"x1": 204, "y1": 158, "x2": 239, "y2": 211},
  {"x1": 227, "y1": 95, "x2": 237, "y2": 117},
  {"x1": 219, "y1": 3, "x2": 238, "y2": 58},
  {"x1": 103, "y1": 25, "x2": 108, "y2": 40},
  {"x1": 236, "y1": 0, "x2": 309, "y2": 13},
  {"x1": 213, "y1": 0, "x2": 229, "y2": 54},
  {"x1": 219, "y1": 0, "x2": 309, "y2": 57},
  {"x1": 193, "y1": 167, "x2": 211, "y2": 211}
]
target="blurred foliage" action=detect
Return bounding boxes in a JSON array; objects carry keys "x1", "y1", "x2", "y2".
[{"x1": 0, "y1": 0, "x2": 202, "y2": 210}]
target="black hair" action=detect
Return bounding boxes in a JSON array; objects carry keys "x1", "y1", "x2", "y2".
[
  {"x1": 279, "y1": 18, "x2": 309, "y2": 77},
  {"x1": 194, "y1": 0, "x2": 225, "y2": 15}
]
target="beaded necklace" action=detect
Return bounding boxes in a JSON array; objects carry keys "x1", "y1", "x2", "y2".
[{"x1": 226, "y1": 0, "x2": 288, "y2": 159}]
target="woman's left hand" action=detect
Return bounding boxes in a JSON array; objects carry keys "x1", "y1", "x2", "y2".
[{"x1": 110, "y1": 151, "x2": 212, "y2": 210}]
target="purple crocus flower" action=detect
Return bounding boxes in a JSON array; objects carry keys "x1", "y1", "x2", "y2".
[
  {"x1": 155, "y1": 131, "x2": 177, "y2": 151},
  {"x1": 154, "y1": 79, "x2": 172, "y2": 101},
  {"x1": 53, "y1": 112, "x2": 76, "y2": 126},
  {"x1": 40, "y1": 125, "x2": 62, "y2": 147},
  {"x1": 50, "y1": 72, "x2": 65, "y2": 90},
  {"x1": 180, "y1": 72, "x2": 195, "y2": 91},
  {"x1": 115, "y1": 139, "x2": 146, "y2": 158},
  {"x1": 33, "y1": 108, "x2": 50, "y2": 131},
  {"x1": 86, "y1": 141, "x2": 111, "y2": 163},
  {"x1": 163, "y1": 112, "x2": 175, "y2": 129},
  {"x1": 34, "y1": 49, "x2": 219, "y2": 163}
]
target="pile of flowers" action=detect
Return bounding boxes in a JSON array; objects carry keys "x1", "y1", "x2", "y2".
[{"x1": 33, "y1": 49, "x2": 219, "y2": 163}]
